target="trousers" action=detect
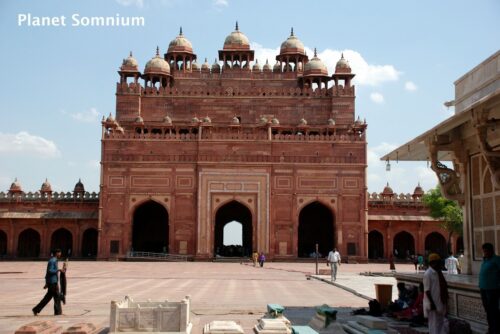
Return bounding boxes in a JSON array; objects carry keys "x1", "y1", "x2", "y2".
[
  {"x1": 480, "y1": 288, "x2": 500, "y2": 334},
  {"x1": 33, "y1": 283, "x2": 62, "y2": 315},
  {"x1": 427, "y1": 310, "x2": 449, "y2": 334},
  {"x1": 330, "y1": 262, "x2": 338, "y2": 281}
]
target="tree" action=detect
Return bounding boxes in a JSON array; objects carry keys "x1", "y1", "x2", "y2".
[{"x1": 423, "y1": 185, "x2": 463, "y2": 253}]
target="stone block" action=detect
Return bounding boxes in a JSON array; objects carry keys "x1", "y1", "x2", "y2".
[
  {"x1": 109, "y1": 295, "x2": 192, "y2": 334},
  {"x1": 62, "y1": 323, "x2": 104, "y2": 334},
  {"x1": 203, "y1": 321, "x2": 244, "y2": 334},
  {"x1": 291, "y1": 326, "x2": 318, "y2": 334},
  {"x1": 318, "y1": 269, "x2": 330, "y2": 275},
  {"x1": 355, "y1": 315, "x2": 387, "y2": 329},
  {"x1": 254, "y1": 318, "x2": 291, "y2": 334},
  {"x1": 15, "y1": 321, "x2": 62, "y2": 334}
]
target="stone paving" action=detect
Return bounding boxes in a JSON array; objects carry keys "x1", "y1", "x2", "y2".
[{"x1": 0, "y1": 261, "x2": 415, "y2": 333}]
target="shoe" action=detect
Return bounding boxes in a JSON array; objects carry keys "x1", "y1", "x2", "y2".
[{"x1": 32, "y1": 308, "x2": 38, "y2": 316}]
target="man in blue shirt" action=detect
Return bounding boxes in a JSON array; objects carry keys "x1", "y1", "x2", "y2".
[
  {"x1": 32, "y1": 249, "x2": 64, "y2": 315},
  {"x1": 479, "y1": 243, "x2": 500, "y2": 334}
]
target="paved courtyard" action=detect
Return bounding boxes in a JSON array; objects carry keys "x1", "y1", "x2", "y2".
[{"x1": 0, "y1": 261, "x2": 415, "y2": 333}]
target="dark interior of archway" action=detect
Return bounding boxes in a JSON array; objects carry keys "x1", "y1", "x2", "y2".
[
  {"x1": 368, "y1": 231, "x2": 384, "y2": 259},
  {"x1": 0, "y1": 230, "x2": 7, "y2": 255},
  {"x1": 81, "y1": 228, "x2": 98, "y2": 258},
  {"x1": 393, "y1": 231, "x2": 415, "y2": 259},
  {"x1": 133, "y1": 201, "x2": 169, "y2": 253},
  {"x1": 18, "y1": 229, "x2": 40, "y2": 258},
  {"x1": 214, "y1": 201, "x2": 252, "y2": 257},
  {"x1": 425, "y1": 232, "x2": 447, "y2": 257},
  {"x1": 51, "y1": 229, "x2": 73, "y2": 257},
  {"x1": 298, "y1": 202, "x2": 334, "y2": 257}
]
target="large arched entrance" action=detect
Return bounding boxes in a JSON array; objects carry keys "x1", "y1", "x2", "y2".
[
  {"x1": 368, "y1": 230, "x2": 384, "y2": 259},
  {"x1": 81, "y1": 228, "x2": 98, "y2": 258},
  {"x1": 50, "y1": 228, "x2": 73, "y2": 257},
  {"x1": 0, "y1": 230, "x2": 7, "y2": 256},
  {"x1": 132, "y1": 201, "x2": 169, "y2": 253},
  {"x1": 298, "y1": 202, "x2": 334, "y2": 258},
  {"x1": 393, "y1": 231, "x2": 415, "y2": 259},
  {"x1": 214, "y1": 201, "x2": 252, "y2": 257},
  {"x1": 425, "y1": 232, "x2": 447, "y2": 257},
  {"x1": 17, "y1": 228, "x2": 40, "y2": 258},
  {"x1": 456, "y1": 236, "x2": 464, "y2": 254}
]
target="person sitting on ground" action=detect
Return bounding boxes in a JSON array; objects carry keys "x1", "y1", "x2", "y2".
[
  {"x1": 394, "y1": 283, "x2": 424, "y2": 323},
  {"x1": 389, "y1": 282, "x2": 411, "y2": 311}
]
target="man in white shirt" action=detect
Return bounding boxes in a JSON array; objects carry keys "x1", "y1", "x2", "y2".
[
  {"x1": 444, "y1": 252, "x2": 460, "y2": 274},
  {"x1": 423, "y1": 253, "x2": 449, "y2": 334},
  {"x1": 327, "y1": 248, "x2": 341, "y2": 281}
]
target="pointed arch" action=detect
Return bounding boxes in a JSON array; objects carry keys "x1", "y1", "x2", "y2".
[
  {"x1": 425, "y1": 232, "x2": 447, "y2": 257},
  {"x1": 368, "y1": 230, "x2": 384, "y2": 259},
  {"x1": 298, "y1": 201, "x2": 334, "y2": 258},
  {"x1": 393, "y1": 231, "x2": 415, "y2": 259},
  {"x1": 50, "y1": 228, "x2": 73, "y2": 257},
  {"x1": 132, "y1": 200, "x2": 169, "y2": 253},
  {"x1": 81, "y1": 228, "x2": 98, "y2": 258},
  {"x1": 214, "y1": 200, "x2": 252, "y2": 257},
  {"x1": 17, "y1": 228, "x2": 40, "y2": 258},
  {"x1": 0, "y1": 229, "x2": 6, "y2": 256}
]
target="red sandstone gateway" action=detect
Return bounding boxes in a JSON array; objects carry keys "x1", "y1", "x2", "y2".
[{"x1": 0, "y1": 25, "x2": 450, "y2": 261}]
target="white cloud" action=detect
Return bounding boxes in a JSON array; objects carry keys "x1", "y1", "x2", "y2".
[
  {"x1": 405, "y1": 81, "x2": 418, "y2": 91},
  {"x1": 251, "y1": 43, "x2": 400, "y2": 86},
  {"x1": 0, "y1": 132, "x2": 61, "y2": 158},
  {"x1": 115, "y1": 0, "x2": 144, "y2": 8},
  {"x1": 370, "y1": 92, "x2": 385, "y2": 104},
  {"x1": 214, "y1": 0, "x2": 228, "y2": 7},
  {"x1": 62, "y1": 107, "x2": 100, "y2": 123}
]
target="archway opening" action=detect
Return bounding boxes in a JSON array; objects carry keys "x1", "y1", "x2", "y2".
[
  {"x1": 456, "y1": 236, "x2": 464, "y2": 254},
  {"x1": 17, "y1": 228, "x2": 40, "y2": 258},
  {"x1": 50, "y1": 228, "x2": 73, "y2": 257},
  {"x1": 133, "y1": 201, "x2": 169, "y2": 253},
  {"x1": 214, "y1": 201, "x2": 252, "y2": 257},
  {"x1": 0, "y1": 230, "x2": 6, "y2": 256},
  {"x1": 81, "y1": 228, "x2": 98, "y2": 258},
  {"x1": 368, "y1": 230, "x2": 384, "y2": 259},
  {"x1": 298, "y1": 202, "x2": 334, "y2": 258},
  {"x1": 425, "y1": 232, "x2": 447, "y2": 258},
  {"x1": 393, "y1": 231, "x2": 415, "y2": 259}
]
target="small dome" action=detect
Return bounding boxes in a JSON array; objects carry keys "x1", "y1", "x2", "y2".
[
  {"x1": 304, "y1": 48, "x2": 328, "y2": 76},
  {"x1": 263, "y1": 59, "x2": 272, "y2": 72},
  {"x1": 223, "y1": 22, "x2": 250, "y2": 50},
  {"x1": 191, "y1": 60, "x2": 199, "y2": 71},
  {"x1": 273, "y1": 61, "x2": 281, "y2": 73},
  {"x1": 328, "y1": 118, "x2": 336, "y2": 126},
  {"x1": 413, "y1": 183, "x2": 424, "y2": 196},
  {"x1": 164, "y1": 115, "x2": 172, "y2": 124},
  {"x1": 271, "y1": 117, "x2": 280, "y2": 125},
  {"x1": 259, "y1": 116, "x2": 268, "y2": 124},
  {"x1": 232, "y1": 116, "x2": 240, "y2": 125},
  {"x1": 335, "y1": 53, "x2": 351, "y2": 73},
  {"x1": 74, "y1": 179, "x2": 85, "y2": 193},
  {"x1": 203, "y1": 116, "x2": 212, "y2": 123},
  {"x1": 167, "y1": 27, "x2": 194, "y2": 54},
  {"x1": 106, "y1": 113, "x2": 115, "y2": 123},
  {"x1": 121, "y1": 51, "x2": 139, "y2": 71},
  {"x1": 191, "y1": 116, "x2": 200, "y2": 123},
  {"x1": 9, "y1": 178, "x2": 22, "y2": 193},
  {"x1": 252, "y1": 59, "x2": 261, "y2": 72},
  {"x1": 144, "y1": 47, "x2": 171, "y2": 75},
  {"x1": 41, "y1": 178, "x2": 52, "y2": 193},
  {"x1": 211, "y1": 59, "x2": 221, "y2": 73},
  {"x1": 201, "y1": 58, "x2": 210, "y2": 72},
  {"x1": 354, "y1": 116, "x2": 362, "y2": 125},
  {"x1": 280, "y1": 28, "x2": 305, "y2": 55},
  {"x1": 382, "y1": 182, "x2": 394, "y2": 195},
  {"x1": 299, "y1": 118, "x2": 307, "y2": 126},
  {"x1": 134, "y1": 116, "x2": 144, "y2": 124}
]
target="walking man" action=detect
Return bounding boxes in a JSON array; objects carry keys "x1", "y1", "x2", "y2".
[
  {"x1": 423, "y1": 253, "x2": 449, "y2": 334},
  {"x1": 444, "y1": 252, "x2": 460, "y2": 274},
  {"x1": 327, "y1": 247, "x2": 341, "y2": 281},
  {"x1": 479, "y1": 243, "x2": 500, "y2": 334},
  {"x1": 32, "y1": 248, "x2": 64, "y2": 316}
]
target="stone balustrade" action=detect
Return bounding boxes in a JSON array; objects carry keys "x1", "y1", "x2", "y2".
[{"x1": 0, "y1": 191, "x2": 99, "y2": 202}]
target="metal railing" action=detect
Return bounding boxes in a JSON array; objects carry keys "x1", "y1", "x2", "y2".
[{"x1": 126, "y1": 251, "x2": 191, "y2": 262}]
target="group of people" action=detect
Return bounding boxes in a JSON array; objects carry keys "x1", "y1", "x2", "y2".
[{"x1": 251, "y1": 251, "x2": 266, "y2": 267}]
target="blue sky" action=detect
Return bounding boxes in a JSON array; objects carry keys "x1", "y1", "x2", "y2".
[{"x1": 0, "y1": 0, "x2": 498, "y2": 195}]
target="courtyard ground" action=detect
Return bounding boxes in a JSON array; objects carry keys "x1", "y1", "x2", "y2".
[{"x1": 0, "y1": 261, "x2": 415, "y2": 333}]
